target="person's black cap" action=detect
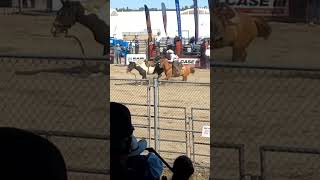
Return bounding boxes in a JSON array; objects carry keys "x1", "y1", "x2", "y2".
[{"x1": 110, "y1": 102, "x2": 135, "y2": 140}]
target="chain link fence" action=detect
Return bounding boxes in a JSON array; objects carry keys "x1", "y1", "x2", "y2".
[
  {"x1": 0, "y1": 55, "x2": 109, "y2": 179},
  {"x1": 211, "y1": 63, "x2": 320, "y2": 180},
  {"x1": 110, "y1": 78, "x2": 210, "y2": 178}
]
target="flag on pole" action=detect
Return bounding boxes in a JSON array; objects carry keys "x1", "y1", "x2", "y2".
[
  {"x1": 161, "y1": 2, "x2": 167, "y2": 36},
  {"x1": 144, "y1": 4, "x2": 152, "y2": 42},
  {"x1": 193, "y1": 0, "x2": 199, "y2": 42},
  {"x1": 175, "y1": 0, "x2": 182, "y2": 39}
]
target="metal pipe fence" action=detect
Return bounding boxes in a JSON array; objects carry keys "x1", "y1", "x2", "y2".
[
  {"x1": 211, "y1": 62, "x2": 320, "y2": 180},
  {"x1": 110, "y1": 78, "x2": 210, "y2": 172},
  {"x1": 211, "y1": 143, "x2": 245, "y2": 180},
  {"x1": 191, "y1": 108, "x2": 210, "y2": 167},
  {"x1": 260, "y1": 146, "x2": 320, "y2": 180},
  {"x1": 0, "y1": 55, "x2": 109, "y2": 179}
]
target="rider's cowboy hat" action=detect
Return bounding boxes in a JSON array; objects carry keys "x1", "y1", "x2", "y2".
[{"x1": 166, "y1": 49, "x2": 174, "y2": 54}]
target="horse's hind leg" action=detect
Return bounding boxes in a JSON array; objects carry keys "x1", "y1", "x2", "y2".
[{"x1": 232, "y1": 47, "x2": 247, "y2": 62}]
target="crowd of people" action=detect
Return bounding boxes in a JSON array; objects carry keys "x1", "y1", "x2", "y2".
[
  {"x1": 114, "y1": 32, "x2": 210, "y2": 69},
  {"x1": 111, "y1": 102, "x2": 195, "y2": 180}
]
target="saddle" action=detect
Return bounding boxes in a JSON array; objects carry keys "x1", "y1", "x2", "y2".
[{"x1": 172, "y1": 61, "x2": 182, "y2": 77}]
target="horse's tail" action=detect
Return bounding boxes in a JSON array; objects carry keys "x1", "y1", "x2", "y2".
[
  {"x1": 190, "y1": 67, "x2": 195, "y2": 74},
  {"x1": 253, "y1": 17, "x2": 271, "y2": 40}
]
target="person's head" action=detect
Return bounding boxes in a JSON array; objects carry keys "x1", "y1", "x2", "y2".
[
  {"x1": 111, "y1": 102, "x2": 134, "y2": 157},
  {"x1": 0, "y1": 127, "x2": 67, "y2": 180},
  {"x1": 110, "y1": 102, "x2": 136, "y2": 178},
  {"x1": 172, "y1": 155, "x2": 194, "y2": 180}
]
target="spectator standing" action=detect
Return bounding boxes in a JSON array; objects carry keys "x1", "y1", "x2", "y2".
[
  {"x1": 175, "y1": 37, "x2": 182, "y2": 56},
  {"x1": 155, "y1": 32, "x2": 161, "y2": 48},
  {"x1": 189, "y1": 36, "x2": 196, "y2": 52},
  {"x1": 114, "y1": 44, "x2": 121, "y2": 64},
  {"x1": 134, "y1": 35, "x2": 140, "y2": 54},
  {"x1": 166, "y1": 37, "x2": 173, "y2": 52},
  {"x1": 200, "y1": 40, "x2": 209, "y2": 69}
]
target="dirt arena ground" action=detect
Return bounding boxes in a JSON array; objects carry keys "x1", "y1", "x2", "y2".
[
  {"x1": 110, "y1": 64, "x2": 210, "y2": 178},
  {"x1": 212, "y1": 22, "x2": 320, "y2": 180}
]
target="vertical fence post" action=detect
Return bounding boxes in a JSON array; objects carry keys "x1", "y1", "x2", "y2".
[
  {"x1": 185, "y1": 108, "x2": 189, "y2": 157},
  {"x1": 147, "y1": 80, "x2": 151, "y2": 145},
  {"x1": 239, "y1": 144, "x2": 245, "y2": 180},
  {"x1": 260, "y1": 147, "x2": 266, "y2": 180},
  {"x1": 191, "y1": 108, "x2": 195, "y2": 162},
  {"x1": 188, "y1": 116, "x2": 192, "y2": 159},
  {"x1": 153, "y1": 78, "x2": 160, "y2": 151}
]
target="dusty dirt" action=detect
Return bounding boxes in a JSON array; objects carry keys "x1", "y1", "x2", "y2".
[
  {"x1": 212, "y1": 21, "x2": 320, "y2": 180},
  {"x1": 110, "y1": 64, "x2": 210, "y2": 175}
]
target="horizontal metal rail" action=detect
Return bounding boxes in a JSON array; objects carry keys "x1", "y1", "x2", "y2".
[
  {"x1": 211, "y1": 62, "x2": 320, "y2": 72},
  {"x1": 110, "y1": 78, "x2": 150, "y2": 82},
  {"x1": 192, "y1": 153, "x2": 210, "y2": 157},
  {"x1": 192, "y1": 119, "x2": 210, "y2": 122},
  {"x1": 158, "y1": 80, "x2": 210, "y2": 86},
  {"x1": 260, "y1": 145, "x2": 320, "y2": 180},
  {"x1": 68, "y1": 167, "x2": 109, "y2": 175},
  {"x1": 0, "y1": 55, "x2": 109, "y2": 62},
  {"x1": 194, "y1": 142, "x2": 210, "y2": 146},
  {"x1": 159, "y1": 149, "x2": 187, "y2": 155},
  {"x1": 27, "y1": 129, "x2": 110, "y2": 176},
  {"x1": 30, "y1": 129, "x2": 109, "y2": 140}
]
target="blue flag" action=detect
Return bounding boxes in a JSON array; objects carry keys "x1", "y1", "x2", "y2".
[
  {"x1": 175, "y1": 0, "x2": 182, "y2": 39},
  {"x1": 193, "y1": 0, "x2": 199, "y2": 41}
]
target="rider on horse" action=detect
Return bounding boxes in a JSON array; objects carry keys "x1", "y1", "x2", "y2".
[{"x1": 166, "y1": 49, "x2": 181, "y2": 76}]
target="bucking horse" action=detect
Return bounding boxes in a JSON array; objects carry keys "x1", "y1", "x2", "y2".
[
  {"x1": 51, "y1": 0, "x2": 109, "y2": 56},
  {"x1": 212, "y1": 3, "x2": 272, "y2": 62}
]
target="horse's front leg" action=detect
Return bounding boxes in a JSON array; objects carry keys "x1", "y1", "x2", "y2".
[
  {"x1": 163, "y1": 71, "x2": 171, "y2": 80},
  {"x1": 182, "y1": 75, "x2": 187, "y2": 81}
]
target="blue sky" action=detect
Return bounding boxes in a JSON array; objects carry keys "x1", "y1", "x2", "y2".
[{"x1": 110, "y1": 0, "x2": 209, "y2": 9}]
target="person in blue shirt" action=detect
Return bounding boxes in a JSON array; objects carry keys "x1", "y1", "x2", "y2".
[
  {"x1": 111, "y1": 102, "x2": 164, "y2": 180},
  {"x1": 114, "y1": 44, "x2": 121, "y2": 64}
]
